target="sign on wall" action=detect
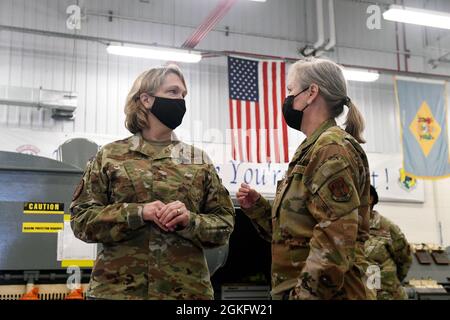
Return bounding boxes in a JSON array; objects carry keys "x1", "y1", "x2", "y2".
[
  {"x1": 0, "y1": 128, "x2": 424, "y2": 203},
  {"x1": 214, "y1": 152, "x2": 424, "y2": 203}
]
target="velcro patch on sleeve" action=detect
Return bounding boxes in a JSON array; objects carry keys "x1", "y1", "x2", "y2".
[{"x1": 327, "y1": 177, "x2": 352, "y2": 202}]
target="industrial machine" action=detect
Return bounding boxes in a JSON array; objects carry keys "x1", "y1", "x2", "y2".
[
  {"x1": 0, "y1": 151, "x2": 90, "y2": 299},
  {"x1": 55, "y1": 138, "x2": 100, "y2": 169},
  {"x1": 0, "y1": 140, "x2": 106, "y2": 299},
  {"x1": 404, "y1": 244, "x2": 450, "y2": 300},
  {"x1": 4, "y1": 150, "x2": 448, "y2": 300},
  {"x1": 0, "y1": 150, "x2": 231, "y2": 300}
]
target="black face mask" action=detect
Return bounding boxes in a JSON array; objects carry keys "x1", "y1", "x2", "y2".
[
  {"x1": 149, "y1": 96, "x2": 186, "y2": 129},
  {"x1": 282, "y1": 86, "x2": 310, "y2": 131}
]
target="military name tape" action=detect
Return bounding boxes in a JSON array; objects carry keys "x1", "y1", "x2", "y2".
[
  {"x1": 23, "y1": 202, "x2": 65, "y2": 214},
  {"x1": 22, "y1": 222, "x2": 64, "y2": 233}
]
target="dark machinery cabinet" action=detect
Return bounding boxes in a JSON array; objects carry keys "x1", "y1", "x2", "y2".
[
  {"x1": 211, "y1": 208, "x2": 272, "y2": 299},
  {"x1": 0, "y1": 152, "x2": 84, "y2": 272}
]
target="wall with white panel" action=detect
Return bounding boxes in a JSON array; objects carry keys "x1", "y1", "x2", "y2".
[
  {"x1": 1, "y1": 0, "x2": 449, "y2": 147},
  {"x1": 1, "y1": 0, "x2": 450, "y2": 244}
]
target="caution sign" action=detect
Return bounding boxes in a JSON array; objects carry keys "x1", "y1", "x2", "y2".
[
  {"x1": 23, "y1": 202, "x2": 65, "y2": 215},
  {"x1": 22, "y1": 222, "x2": 64, "y2": 233},
  {"x1": 61, "y1": 260, "x2": 94, "y2": 268}
]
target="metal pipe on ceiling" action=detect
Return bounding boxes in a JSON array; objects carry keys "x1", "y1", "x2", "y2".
[
  {"x1": 86, "y1": 10, "x2": 306, "y2": 43},
  {"x1": 222, "y1": 50, "x2": 450, "y2": 81},
  {"x1": 302, "y1": 0, "x2": 326, "y2": 56},
  {"x1": 316, "y1": 0, "x2": 337, "y2": 56},
  {"x1": 0, "y1": 23, "x2": 438, "y2": 58},
  {"x1": 1, "y1": 24, "x2": 449, "y2": 81},
  {"x1": 323, "y1": 0, "x2": 336, "y2": 51}
]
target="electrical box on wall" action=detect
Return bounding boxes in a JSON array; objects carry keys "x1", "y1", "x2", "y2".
[{"x1": 0, "y1": 86, "x2": 77, "y2": 120}]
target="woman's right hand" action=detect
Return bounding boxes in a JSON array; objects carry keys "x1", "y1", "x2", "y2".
[
  {"x1": 142, "y1": 200, "x2": 168, "y2": 231},
  {"x1": 236, "y1": 183, "x2": 261, "y2": 209}
]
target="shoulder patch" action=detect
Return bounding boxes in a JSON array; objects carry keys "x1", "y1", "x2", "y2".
[
  {"x1": 327, "y1": 177, "x2": 352, "y2": 202},
  {"x1": 72, "y1": 179, "x2": 84, "y2": 201}
]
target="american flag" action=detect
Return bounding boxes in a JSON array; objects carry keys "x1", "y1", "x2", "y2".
[{"x1": 228, "y1": 56, "x2": 289, "y2": 163}]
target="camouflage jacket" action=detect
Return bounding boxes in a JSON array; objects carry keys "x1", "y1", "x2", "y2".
[
  {"x1": 242, "y1": 119, "x2": 375, "y2": 300},
  {"x1": 364, "y1": 210, "x2": 412, "y2": 300},
  {"x1": 70, "y1": 133, "x2": 235, "y2": 300}
]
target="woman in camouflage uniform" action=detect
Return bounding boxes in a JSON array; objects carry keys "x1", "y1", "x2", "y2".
[
  {"x1": 237, "y1": 57, "x2": 375, "y2": 300},
  {"x1": 70, "y1": 65, "x2": 235, "y2": 300},
  {"x1": 365, "y1": 185, "x2": 412, "y2": 300}
]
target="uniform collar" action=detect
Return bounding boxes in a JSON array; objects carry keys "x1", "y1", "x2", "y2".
[
  {"x1": 291, "y1": 118, "x2": 337, "y2": 164},
  {"x1": 128, "y1": 132, "x2": 205, "y2": 164},
  {"x1": 302, "y1": 118, "x2": 337, "y2": 150},
  {"x1": 129, "y1": 132, "x2": 180, "y2": 160}
]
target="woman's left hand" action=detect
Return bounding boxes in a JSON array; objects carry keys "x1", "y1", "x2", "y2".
[{"x1": 157, "y1": 200, "x2": 190, "y2": 231}]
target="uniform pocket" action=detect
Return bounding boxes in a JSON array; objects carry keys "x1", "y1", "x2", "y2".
[
  {"x1": 123, "y1": 161, "x2": 153, "y2": 203},
  {"x1": 180, "y1": 169, "x2": 204, "y2": 212},
  {"x1": 151, "y1": 163, "x2": 205, "y2": 212},
  {"x1": 90, "y1": 240, "x2": 148, "y2": 298},
  {"x1": 278, "y1": 169, "x2": 316, "y2": 240},
  {"x1": 275, "y1": 164, "x2": 306, "y2": 217},
  {"x1": 106, "y1": 162, "x2": 141, "y2": 203},
  {"x1": 287, "y1": 239, "x2": 310, "y2": 267},
  {"x1": 272, "y1": 176, "x2": 291, "y2": 218}
]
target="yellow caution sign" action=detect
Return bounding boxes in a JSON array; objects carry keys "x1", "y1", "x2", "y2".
[
  {"x1": 22, "y1": 222, "x2": 64, "y2": 233},
  {"x1": 61, "y1": 260, "x2": 94, "y2": 268},
  {"x1": 23, "y1": 202, "x2": 65, "y2": 215}
]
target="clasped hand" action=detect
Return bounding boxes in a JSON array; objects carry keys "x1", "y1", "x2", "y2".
[{"x1": 142, "y1": 200, "x2": 189, "y2": 232}]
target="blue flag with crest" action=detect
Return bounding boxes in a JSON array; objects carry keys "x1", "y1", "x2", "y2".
[{"x1": 396, "y1": 78, "x2": 450, "y2": 179}]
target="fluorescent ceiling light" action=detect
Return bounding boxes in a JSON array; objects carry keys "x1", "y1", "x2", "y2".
[
  {"x1": 249, "y1": 0, "x2": 266, "y2": 2},
  {"x1": 383, "y1": 5, "x2": 450, "y2": 30},
  {"x1": 343, "y1": 69, "x2": 379, "y2": 82},
  {"x1": 107, "y1": 44, "x2": 202, "y2": 63}
]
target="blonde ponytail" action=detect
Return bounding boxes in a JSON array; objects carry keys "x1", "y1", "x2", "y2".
[{"x1": 344, "y1": 100, "x2": 366, "y2": 143}]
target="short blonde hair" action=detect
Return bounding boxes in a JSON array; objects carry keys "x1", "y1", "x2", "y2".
[
  {"x1": 289, "y1": 57, "x2": 366, "y2": 143},
  {"x1": 124, "y1": 64, "x2": 187, "y2": 134}
]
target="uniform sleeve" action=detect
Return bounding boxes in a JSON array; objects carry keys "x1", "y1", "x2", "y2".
[
  {"x1": 176, "y1": 164, "x2": 235, "y2": 248},
  {"x1": 292, "y1": 145, "x2": 361, "y2": 300},
  {"x1": 70, "y1": 150, "x2": 146, "y2": 244},
  {"x1": 241, "y1": 196, "x2": 272, "y2": 242},
  {"x1": 387, "y1": 221, "x2": 412, "y2": 281}
]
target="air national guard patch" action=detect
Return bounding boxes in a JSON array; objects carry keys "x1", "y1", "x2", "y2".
[{"x1": 328, "y1": 177, "x2": 352, "y2": 202}]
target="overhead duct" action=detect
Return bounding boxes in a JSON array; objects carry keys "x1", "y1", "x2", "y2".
[
  {"x1": 316, "y1": 0, "x2": 336, "y2": 56},
  {"x1": 301, "y1": 0, "x2": 336, "y2": 57},
  {"x1": 300, "y1": 0, "x2": 325, "y2": 57},
  {"x1": 0, "y1": 86, "x2": 77, "y2": 119},
  {"x1": 1, "y1": 24, "x2": 450, "y2": 81}
]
